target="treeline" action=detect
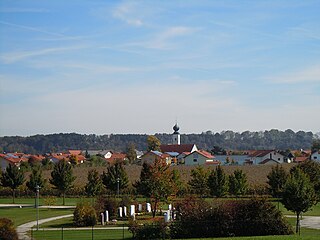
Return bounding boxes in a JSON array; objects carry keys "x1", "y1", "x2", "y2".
[{"x1": 0, "y1": 129, "x2": 316, "y2": 154}]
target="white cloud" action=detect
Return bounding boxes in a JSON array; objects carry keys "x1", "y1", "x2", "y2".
[
  {"x1": 112, "y1": 1, "x2": 143, "y2": 26},
  {"x1": 266, "y1": 64, "x2": 320, "y2": 84},
  {"x1": 0, "y1": 45, "x2": 87, "y2": 64},
  {"x1": 126, "y1": 26, "x2": 198, "y2": 50}
]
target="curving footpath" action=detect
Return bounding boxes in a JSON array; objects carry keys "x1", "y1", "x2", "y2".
[{"x1": 17, "y1": 214, "x2": 73, "y2": 240}]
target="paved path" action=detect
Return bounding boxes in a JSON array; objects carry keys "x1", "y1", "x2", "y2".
[
  {"x1": 300, "y1": 216, "x2": 320, "y2": 229},
  {"x1": 17, "y1": 214, "x2": 73, "y2": 240}
]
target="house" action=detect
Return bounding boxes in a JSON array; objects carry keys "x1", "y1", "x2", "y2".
[
  {"x1": 160, "y1": 144, "x2": 198, "y2": 154},
  {"x1": 184, "y1": 150, "x2": 215, "y2": 166},
  {"x1": 0, "y1": 153, "x2": 29, "y2": 171},
  {"x1": 311, "y1": 151, "x2": 320, "y2": 161},
  {"x1": 177, "y1": 152, "x2": 191, "y2": 164},
  {"x1": 107, "y1": 152, "x2": 128, "y2": 164},
  {"x1": 294, "y1": 156, "x2": 309, "y2": 163},
  {"x1": 84, "y1": 150, "x2": 113, "y2": 159},
  {"x1": 141, "y1": 151, "x2": 172, "y2": 165},
  {"x1": 246, "y1": 150, "x2": 285, "y2": 165}
]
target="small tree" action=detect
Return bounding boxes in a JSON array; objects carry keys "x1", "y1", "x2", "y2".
[
  {"x1": 207, "y1": 165, "x2": 228, "y2": 197},
  {"x1": 267, "y1": 165, "x2": 288, "y2": 198},
  {"x1": 134, "y1": 159, "x2": 177, "y2": 217},
  {"x1": 73, "y1": 202, "x2": 97, "y2": 227},
  {"x1": 228, "y1": 169, "x2": 248, "y2": 197},
  {"x1": 292, "y1": 160, "x2": 320, "y2": 199},
  {"x1": 50, "y1": 160, "x2": 76, "y2": 205},
  {"x1": 282, "y1": 168, "x2": 317, "y2": 234},
  {"x1": 0, "y1": 164, "x2": 25, "y2": 203},
  {"x1": 188, "y1": 166, "x2": 209, "y2": 197},
  {"x1": 126, "y1": 143, "x2": 137, "y2": 164},
  {"x1": 147, "y1": 135, "x2": 161, "y2": 151},
  {"x1": 101, "y1": 162, "x2": 128, "y2": 194},
  {"x1": 0, "y1": 218, "x2": 19, "y2": 240},
  {"x1": 26, "y1": 165, "x2": 46, "y2": 206},
  {"x1": 85, "y1": 169, "x2": 104, "y2": 198}
]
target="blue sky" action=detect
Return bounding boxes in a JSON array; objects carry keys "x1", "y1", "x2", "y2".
[{"x1": 0, "y1": 0, "x2": 319, "y2": 136}]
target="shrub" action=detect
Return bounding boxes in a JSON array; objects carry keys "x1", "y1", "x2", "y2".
[
  {"x1": 95, "y1": 196, "x2": 119, "y2": 219},
  {"x1": 170, "y1": 197, "x2": 293, "y2": 239},
  {"x1": 0, "y1": 218, "x2": 18, "y2": 240},
  {"x1": 129, "y1": 220, "x2": 169, "y2": 240},
  {"x1": 73, "y1": 202, "x2": 97, "y2": 227}
]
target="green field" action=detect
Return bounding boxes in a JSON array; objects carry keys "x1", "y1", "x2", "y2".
[
  {"x1": 0, "y1": 197, "x2": 88, "y2": 206},
  {"x1": 0, "y1": 207, "x2": 74, "y2": 226}
]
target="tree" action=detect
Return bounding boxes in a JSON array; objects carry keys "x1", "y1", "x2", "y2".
[
  {"x1": 126, "y1": 143, "x2": 137, "y2": 164},
  {"x1": 207, "y1": 166, "x2": 228, "y2": 197},
  {"x1": 267, "y1": 165, "x2": 288, "y2": 198},
  {"x1": 292, "y1": 160, "x2": 320, "y2": 199},
  {"x1": 101, "y1": 162, "x2": 128, "y2": 194},
  {"x1": 49, "y1": 160, "x2": 76, "y2": 205},
  {"x1": 188, "y1": 166, "x2": 209, "y2": 197},
  {"x1": 26, "y1": 165, "x2": 46, "y2": 206},
  {"x1": 0, "y1": 218, "x2": 19, "y2": 240},
  {"x1": 134, "y1": 162, "x2": 152, "y2": 196},
  {"x1": 0, "y1": 164, "x2": 25, "y2": 203},
  {"x1": 282, "y1": 168, "x2": 317, "y2": 234},
  {"x1": 85, "y1": 169, "x2": 104, "y2": 198},
  {"x1": 134, "y1": 159, "x2": 177, "y2": 217},
  {"x1": 147, "y1": 135, "x2": 161, "y2": 151},
  {"x1": 311, "y1": 139, "x2": 320, "y2": 152},
  {"x1": 228, "y1": 169, "x2": 248, "y2": 197}
]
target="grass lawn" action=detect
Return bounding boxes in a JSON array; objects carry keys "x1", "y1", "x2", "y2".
[
  {"x1": 0, "y1": 197, "x2": 89, "y2": 206},
  {"x1": 0, "y1": 207, "x2": 74, "y2": 226},
  {"x1": 31, "y1": 229, "x2": 132, "y2": 240}
]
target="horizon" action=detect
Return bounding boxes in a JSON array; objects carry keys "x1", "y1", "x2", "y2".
[
  {"x1": 1, "y1": 1, "x2": 319, "y2": 136},
  {"x1": 1, "y1": 128, "x2": 319, "y2": 138}
]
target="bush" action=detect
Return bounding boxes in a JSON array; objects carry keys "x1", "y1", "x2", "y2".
[
  {"x1": 129, "y1": 220, "x2": 169, "y2": 240},
  {"x1": 0, "y1": 218, "x2": 18, "y2": 240},
  {"x1": 170, "y1": 197, "x2": 293, "y2": 239},
  {"x1": 95, "y1": 196, "x2": 119, "y2": 219},
  {"x1": 73, "y1": 202, "x2": 97, "y2": 227}
]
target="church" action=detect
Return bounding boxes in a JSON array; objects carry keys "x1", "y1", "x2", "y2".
[{"x1": 141, "y1": 123, "x2": 217, "y2": 166}]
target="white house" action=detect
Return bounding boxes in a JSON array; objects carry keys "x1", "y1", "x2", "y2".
[
  {"x1": 184, "y1": 150, "x2": 214, "y2": 166},
  {"x1": 311, "y1": 151, "x2": 320, "y2": 161},
  {"x1": 246, "y1": 150, "x2": 285, "y2": 165}
]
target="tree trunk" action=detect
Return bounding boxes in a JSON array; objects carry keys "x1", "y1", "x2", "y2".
[
  {"x1": 296, "y1": 212, "x2": 300, "y2": 234},
  {"x1": 152, "y1": 199, "x2": 158, "y2": 218},
  {"x1": 12, "y1": 189, "x2": 15, "y2": 204},
  {"x1": 63, "y1": 192, "x2": 65, "y2": 206}
]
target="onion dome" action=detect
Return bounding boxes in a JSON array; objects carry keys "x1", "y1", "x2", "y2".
[{"x1": 173, "y1": 123, "x2": 180, "y2": 134}]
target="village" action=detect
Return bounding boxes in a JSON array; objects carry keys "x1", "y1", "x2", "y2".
[{"x1": 1, "y1": 124, "x2": 319, "y2": 171}]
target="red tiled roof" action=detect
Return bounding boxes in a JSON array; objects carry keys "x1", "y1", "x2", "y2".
[
  {"x1": 198, "y1": 150, "x2": 214, "y2": 159},
  {"x1": 68, "y1": 150, "x2": 82, "y2": 155},
  {"x1": 248, "y1": 150, "x2": 274, "y2": 157},
  {"x1": 160, "y1": 144, "x2": 195, "y2": 154},
  {"x1": 259, "y1": 158, "x2": 279, "y2": 164},
  {"x1": 294, "y1": 156, "x2": 309, "y2": 162}
]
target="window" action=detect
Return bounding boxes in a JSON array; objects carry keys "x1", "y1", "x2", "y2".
[{"x1": 193, "y1": 159, "x2": 197, "y2": 162}]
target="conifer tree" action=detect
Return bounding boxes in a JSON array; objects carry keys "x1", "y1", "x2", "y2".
[
  {"x1": 0, "y1": 164, "x2": 25, "y2": 203},
  {"x1": 26, "y1": 165, "x2": 46, "y2": 206},
  {"x1": 101, "y1": 162, "x2": 128, "y2": 194},
  {"x1": 208, "y1": 165, "x2": 228, "y2": 197},
  {"x1": 85, "y1": 169, "x2": 103, "y2": 197},
  {"x1": 188, "y1": 166, "x2": 209, "y2": 197},
  {"x1": 267, "y1": 165, "x2": 288, "y2": 198},
  {"x1": 229, "y1": 169, "x2": 248, "y2": 197},
  {"x1": 50, "y1": 160, "x2": 76, "y2": 205}
]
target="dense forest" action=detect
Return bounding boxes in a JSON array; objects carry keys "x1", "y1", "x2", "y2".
[{"x1": 0, "y1": 129, "x2": 318, "y2": 154}]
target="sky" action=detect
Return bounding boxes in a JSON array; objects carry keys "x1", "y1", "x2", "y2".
[{"x1": 0, "y1": 0, "x2": 319, "y2": 136}]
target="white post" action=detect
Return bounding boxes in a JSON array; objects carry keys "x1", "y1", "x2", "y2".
[
  {"x1": 123, "y1": 206, "x2": 127, "y2": 217},
  {"x1": 130, "y1": 205, "x2": 135, "y2": 216},
  {"x1": 168, "y1": 204, "x2": 172, "y2": 211},
  {"x1": 118, "y1": 207, "x2": 123, "y2": 218},
  {"x1": 138, "y1": 204, "x2": 142, "y2": 212},
  {"x1": 101, "y1": 213, "x2": 105, "y2": 225},
  {"x1": 105, "y1": 210, "x2": 109, "y2": 223},
  {"x1": 146, "y1": 203, "x2": 151, "y2": 213}
]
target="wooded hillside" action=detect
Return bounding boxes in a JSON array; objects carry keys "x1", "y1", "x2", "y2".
[{"x1": 0, "y1": 129, "x2": 316, "y2": 154}]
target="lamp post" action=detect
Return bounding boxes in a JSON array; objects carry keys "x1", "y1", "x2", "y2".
[
  {"x1": 117, "y1": 177, "x2": 120, "y2": 196},
  {"x1": 35, "y1": 185, "x2": 40, "y2": 230}
]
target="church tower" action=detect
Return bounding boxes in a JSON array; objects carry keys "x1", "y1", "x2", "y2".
[{"x1": 172, "y1": 123, "x2": 181, "y2": 145}]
